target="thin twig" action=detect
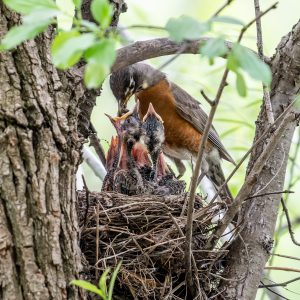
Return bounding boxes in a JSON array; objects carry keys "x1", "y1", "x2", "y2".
[
  {"x1": 254, "y1": 0, "x2": 275, "y2": 124},
  {"x1": 259, "y1": 276, "x2": 300, "y2": 288},
  {"x1": 82, "y1": 175, "x2": 90, "y2": 228},
  {"x1": 89, "y1": 122, "x2": 107, "y2": 167},
  {"x1": 205, "y1": 108, "x2": 297, "y2": 250},
  {"x1": 185, "y1": 69, "x2": 229, "y2": 292},
  {"x1": 213, "y1": 0, "x2": 235, "y2": 17},
  {"x1": 259, "y1": 282, "x2": 290, "y2": 300},
  {"x1": 281, "y1": 198, "x2": 300, "y2": 246},
  {"x1": 265, "y1": 266, "x2": 300, "y2": 273},
  {"x1": 158, "y1": 43, "x2": 189, "y2": 71},
  {"x1": 200, "y1": 90, "x2": 214, "y2": 106},
  {"x1": 95, "y1": 203, "x2": 100, "y2": 279},
  {"x1": 245, "y1": 190, "x2": 294, "y2": 200},
  {"x1": 271, "y1": 253, "x2": 300, "y2": 261},
  {"x1": 185, "y1": 2, "x2": 278, "y2": 287},
  {"x1": 207, "y1": 97, "x2": 297, "y2": 206},
  {"x1": 237, "y1": 2, "x2": 278, "y2": 42}
]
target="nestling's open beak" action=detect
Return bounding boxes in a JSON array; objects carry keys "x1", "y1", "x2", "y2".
[{"x1": 142, "y1": 103, "x2": 164, "y2": 123}]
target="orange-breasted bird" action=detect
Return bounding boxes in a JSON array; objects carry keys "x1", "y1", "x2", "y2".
[{"x1": 110, "y1": 63, "x2": 235, "y2": 200}]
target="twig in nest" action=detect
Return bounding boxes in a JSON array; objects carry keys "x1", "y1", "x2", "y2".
[
  {"x1": 95, "y1": 203, "x2": 100, "y2": 279},
  {"x1": 281, "y1": 198, "x2": 300, "y2": 246},
  {"x1": 82, "y1": 175, "x2": 90, "y2": 228}
]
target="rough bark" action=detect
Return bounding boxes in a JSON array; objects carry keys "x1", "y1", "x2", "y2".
[
  {"x1": 0, "y1": 0, "x2": 126, "y2": 298},
  {"x1": 220, "y1": 20, "x2": 300, "y2": 299},
  {"x1": 0, "y1": 4, "x2": 84, "y2": 300}
]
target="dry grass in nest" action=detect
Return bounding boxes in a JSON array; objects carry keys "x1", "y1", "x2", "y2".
[{"x1": 77, "y1": 191, "x2": 229, "y2": 299}]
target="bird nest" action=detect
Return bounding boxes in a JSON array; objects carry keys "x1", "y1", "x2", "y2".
[{"x1": 77, "y1": 191, "x2": 228, "y2": 299}]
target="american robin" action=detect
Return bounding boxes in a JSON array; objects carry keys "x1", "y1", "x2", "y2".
[
  {"x1": 142, "y1": 102, "x2": 186, "y2": 195},
  {"x1": 110, "y1": 63, "x2": 235, "y2": 200},
  {"x1": 142, "y1": 102, "x2": 167, "y2": 181}
]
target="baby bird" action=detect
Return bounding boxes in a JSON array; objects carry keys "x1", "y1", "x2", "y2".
[
  {"x1": 142, "y1": 103, "x2": 167, "y2": 181},
  {"x1": 111, "y1": 105, "x2": 146, "y2": 195},
  {"x1": 102, "y1": 116, "x2": 124, "y2": 192},
  {"x1": 142, "y1": 103, "x2": 186, "y2": 195}
]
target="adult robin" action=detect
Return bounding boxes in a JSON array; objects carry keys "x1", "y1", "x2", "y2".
[{"x1": 110, "y1": 63, "x2": 235, "y2": 200}]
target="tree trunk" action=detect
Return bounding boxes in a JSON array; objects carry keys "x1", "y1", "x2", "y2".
[
  {"x1": 221, "y1": 20, "x2": 300, "y2": 299},
  {"x1": 0, "y1": 4, "x2": 92, "y2": 299}
]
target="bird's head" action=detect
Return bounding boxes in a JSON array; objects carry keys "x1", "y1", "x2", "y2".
[
  {"x1": 105, "y1": 102, "x2": 143, "y2": 148},
  {"x1": 110, "y1": 63, "x2": 166, "y2": 116}
]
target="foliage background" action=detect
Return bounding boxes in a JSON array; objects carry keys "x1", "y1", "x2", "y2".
[{"x1": 75, "y1": 0, "x2": 300, "y2": 298}]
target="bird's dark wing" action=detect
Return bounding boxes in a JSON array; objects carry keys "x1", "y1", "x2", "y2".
[{"x1": 170, "y1": 82, "x2": 236, "y2": 165}]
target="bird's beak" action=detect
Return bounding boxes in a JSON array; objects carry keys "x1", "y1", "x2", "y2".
[
  {"x1": 118, "y1": 94, "x2": 131, "y2": 117},
  {"x1": 142, "y1": 103, "x2": 163, "y2": 123},
  {"x1": 104, "y1": 113, "x2": 122, "y2": 135}
]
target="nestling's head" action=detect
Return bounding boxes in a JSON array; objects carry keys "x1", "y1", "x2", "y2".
[
  {"x1": 110, "y1": 63, "x2": 166, "y2": 116},
  {"x1": 105, "y1": 102, "x2": 143, "y2": 148}
]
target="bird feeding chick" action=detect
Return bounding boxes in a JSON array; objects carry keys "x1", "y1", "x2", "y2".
[
  {"x1": 142, "y1": 103, "x2": 186, "y2": 195},
  {"x1": 110, "y1": 63, "x2": 234, "y2": 201}
]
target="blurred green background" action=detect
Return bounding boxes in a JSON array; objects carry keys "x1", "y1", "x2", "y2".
[{"x1": 77, "y1": 0, "x2": 300, "y2": 299}]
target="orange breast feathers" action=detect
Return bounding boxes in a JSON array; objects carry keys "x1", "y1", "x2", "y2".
[{"x1": 136, "y1": 79, "x2": 212, "y2": 154}]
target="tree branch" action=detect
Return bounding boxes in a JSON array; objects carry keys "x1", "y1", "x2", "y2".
[
  {"x1": 220, "y1": 18, "x2": 300, "y2": 299},
  {"x1": 112, "y1": 37, "x2": 270, "y2": 73},
  {"x1": 254, "y1": 0, "x2": 275, "y2": 124},
  {"x1": 281, "y1": 198, "x2": 300, "y2": 246}
]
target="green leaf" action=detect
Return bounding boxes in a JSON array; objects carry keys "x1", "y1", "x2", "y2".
[
  {"x1": 0, "y1": 20, "x2": 51, "y2": 50},
  {"x1": 231, "y1": 44, "x2": 272, "y2": 85},
  {"x1": 51, "y1": 31, "x2": 95, "y2": 69},
  {"x1": 73, "y1": 0, "x2": 82, "y2": 9},
  {"x1": 99, "y1": 268, "x2": 110, "y2": 295},
  {"x1": 4, "y1": 0, "x2": 57, "y2": 15},
  {"x1": 211, "y1": 15, "x2": 245, "y2": 26},
  {"x1": 227, "y1": 51, "x2": 239, "y2": 72},
  {"x1": 165, "y1": 16, "x2": 211, "y2": 42},
  {"x1": 91, "y1": 0, "x2": 113, "y2": 29},
  {"x1": 84, "y1": 62, "x2": 109, "y2": 88},
  {"x1": 81, "y1": 20, "x2": 101, "y2": 32},
  {"x1": 70, "y1": 280, "x2": 105, "y2": 297},
  {"x1": 236, "y1": 72, "x2": 247, "y2": 97},
  {"x1": 200, "y1": 37, "x2": 228, "y2": 59},
  {"x1": 108, "y1": 261, "x2": 122, "y2": 300},
  {"x1": 23, "y1": 9, "x2": 60, "y2": 24},
  {"x1": 84, "y1": 38, "x2": 116, "y2": 65}
]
